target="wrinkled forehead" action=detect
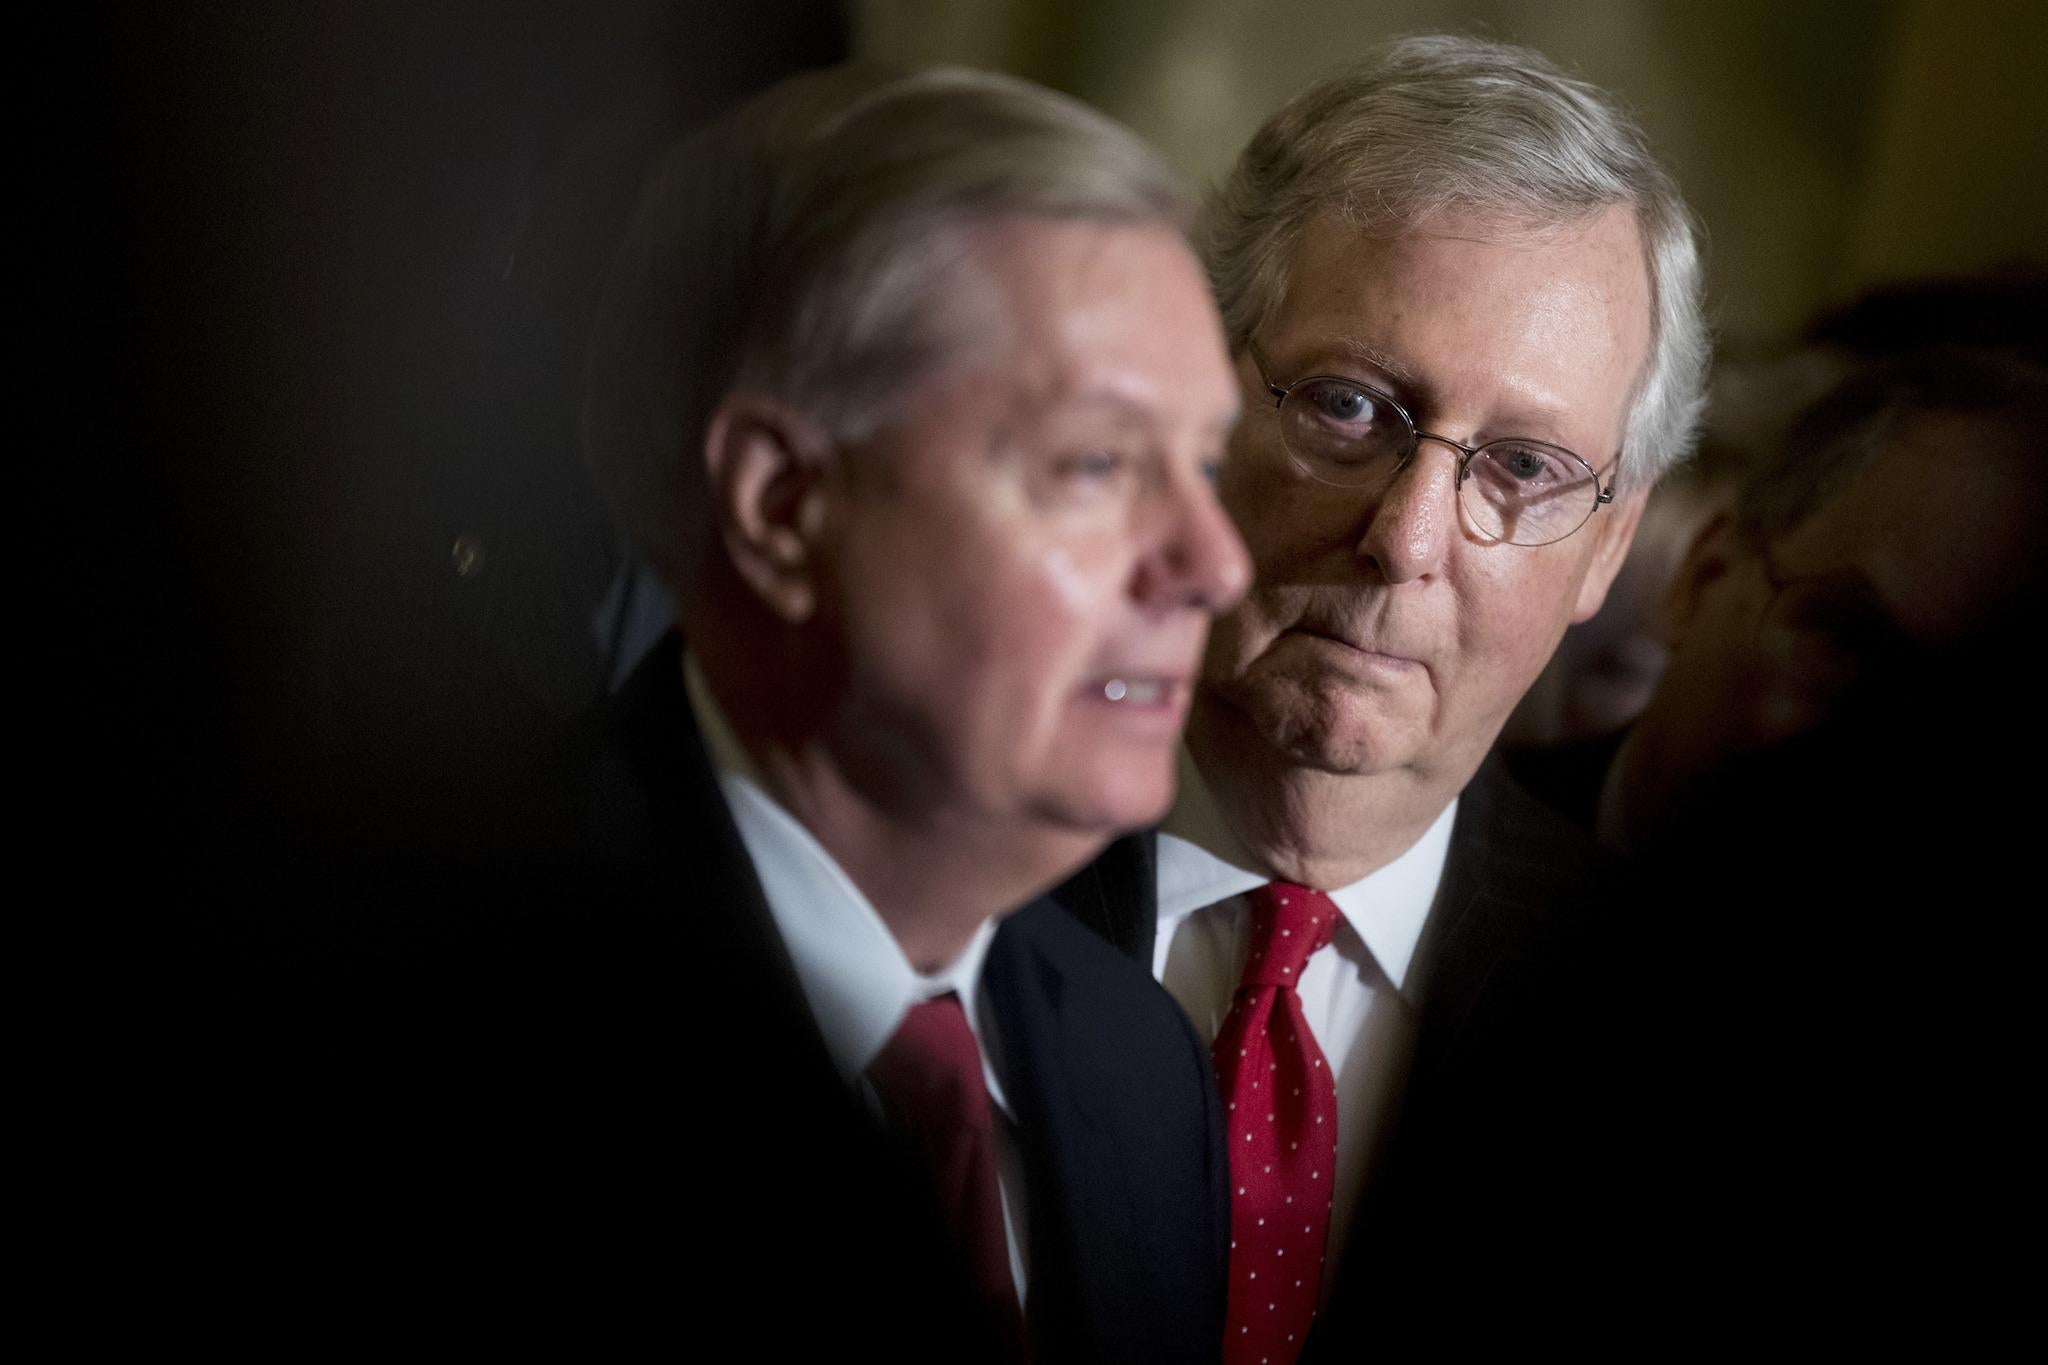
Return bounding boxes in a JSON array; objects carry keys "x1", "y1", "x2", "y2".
[{"x1": 1267, "y1": 207, "x2": 1652, "y2": 448}]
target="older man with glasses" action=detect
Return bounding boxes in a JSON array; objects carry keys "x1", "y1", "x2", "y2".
[{"x1": 1054, "y1": 33, "x2": 1710, "y2": 1358}]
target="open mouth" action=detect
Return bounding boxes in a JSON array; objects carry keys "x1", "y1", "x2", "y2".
[
  {"x1": 1094, "y1": 676, "x2": 1188, "y2": 708},
  {"x1": 1105, "y1": 678, "x2": 1159, "y2": 704}
]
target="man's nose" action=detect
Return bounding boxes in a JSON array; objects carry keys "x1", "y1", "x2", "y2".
[
  {"x1": 1134, "y1": 471, "x2": 1252, "y2": 615},
  {"x1": 1356, "y1": 439, "x2": 1458, "y2": 583}
]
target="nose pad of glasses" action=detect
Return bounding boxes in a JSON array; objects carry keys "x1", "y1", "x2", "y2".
[{"x1": 1408, "y1": 432, "x2": 1477, "y2": 486}]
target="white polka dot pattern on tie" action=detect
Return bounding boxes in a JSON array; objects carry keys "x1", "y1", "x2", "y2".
[{"x1": 1211, "y1": 883, "x2": 1341, "y2": 1365}]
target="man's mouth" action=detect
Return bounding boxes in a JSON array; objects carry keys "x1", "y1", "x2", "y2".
[
  {"x1": 1093, "y1": 676, "x2": 1186, "y2": 707},
  {"x1": 1291, "y1": 626, "x2": 1424, "y2": 670}
]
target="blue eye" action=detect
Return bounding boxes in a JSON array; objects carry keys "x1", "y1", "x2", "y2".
[
  {"x1": 1487, "y1": 443, "x2": 1573, "y2": 486},
  {"x1": 1279, "y1": 377, "x2": 1406, "y2": 477},
  {"x1": 1059, "y1": 450, "x2": 1127, "y2": 480},
  {"x1": 1305, "y1": 380, "x2": 1380, "y2": 425}
]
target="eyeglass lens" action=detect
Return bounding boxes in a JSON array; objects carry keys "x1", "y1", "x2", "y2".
[{"x1": 1276, "y1": 377, "x2": 1600, "y2": 546}]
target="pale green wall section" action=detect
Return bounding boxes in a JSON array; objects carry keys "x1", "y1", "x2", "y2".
[{"x1": 853, "y1": 0, "x2": 2045, "y2": 349}]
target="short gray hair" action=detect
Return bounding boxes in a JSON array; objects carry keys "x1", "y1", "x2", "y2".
[
  {"x1": 587, "y1": 64, "x2": 1192, "y2": 584},
  {"x1": 1202, "y1": 34, "x2": 1709, "y2": 494}
]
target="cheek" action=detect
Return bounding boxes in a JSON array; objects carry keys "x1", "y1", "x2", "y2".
[
  {"x1": 1199, "y1": 604, "x2": 1256, "y2": 689},
  {"x1": 1448, "y1": 560, "x2": 1581, "y2": 705},
  {"x1": 1038, "y1": 544, "x2": 1111, "y2": 616},
  {"x1": 1223, "y1": 459, "x2": 1336, "y2": 576},
  {"x1": 959, "y1": 536, "x2": 1125, "y2": 714},
  {"x1": 1214, "y1": 467, "x2": 1358, "y2": 654}
]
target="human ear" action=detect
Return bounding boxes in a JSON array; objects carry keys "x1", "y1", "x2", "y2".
[
  {"x1": 1658, "y1": 508, "x2": 1740, "y2": 643},
  {"x1": 1568, "y1": 488, "x2": 1649, "y2": 624},
  {"x1": 702, "y1": 394, "x2": 836, "y2": 624}
]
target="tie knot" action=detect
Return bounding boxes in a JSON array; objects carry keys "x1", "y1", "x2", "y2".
[
  {"x1": 1240, "y1": 883, "x2": 1338, "y2": 990},
  {"x1": 868, "y1": 993, "x2": 989, "y2": 1133}
]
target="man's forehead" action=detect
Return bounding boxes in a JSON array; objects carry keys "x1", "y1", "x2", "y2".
[
  {"x1": 1266, "y1": 206, "x2": 1652, "y2": 446},
  {"x1": 1772, "y1": 412, "x2": 2037, "y2": 643},
  {"x1": 941, "y1": 217, "x2": 1238, "y2": 422},
  {"x1": 1281, "y1": 208, "x2": 1647, "y2": 318}
]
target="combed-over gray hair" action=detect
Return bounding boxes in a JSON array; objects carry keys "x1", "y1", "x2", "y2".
[
  {"x1": 1202, "y1": 34, "x2": 1709, "y2": 494},
  {"x1": 587, "y1": 64, "x2": 1192, "y2": 584}
]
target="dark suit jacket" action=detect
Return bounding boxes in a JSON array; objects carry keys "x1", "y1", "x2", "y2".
[
  {"x1": 577, "y1": 646, "x2": 1236, "y2": 1358},
  {"x1": 160, "y1": 636, "x2": 1229, "y2": 1359},
  {"x1": 1503, "y1": 727, "x2": 1627, "y2": 835},
  {"x1": 1055, "y1": 758, "x2": 1652, "y2": 1352},
  {"x1": 591, "y1": 637, "x2": 1232, "y2": 1361}
]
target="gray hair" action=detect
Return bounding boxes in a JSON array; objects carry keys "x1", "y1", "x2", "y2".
[
  {"x1": 1202, "y1": 33, "x2": 1709, "y2": 494},
  {"x1": 586, "y1": 64, "x2": 1192, "y2": 584}
]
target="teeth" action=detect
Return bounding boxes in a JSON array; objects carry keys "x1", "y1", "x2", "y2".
[{"x1": 1104, "y1": 679, "x2": 1165, "y2": 704}]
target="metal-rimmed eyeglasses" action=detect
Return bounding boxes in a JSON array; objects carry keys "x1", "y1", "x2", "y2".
[{"x1": 1248, "y1": 340, "x2": 1617, "y2": 547}]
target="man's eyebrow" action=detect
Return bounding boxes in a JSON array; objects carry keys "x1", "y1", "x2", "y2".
[
  {"x1": 1038, "y1": 387, "x2": 1242, "y2": 430},
  {"x1": 1043, "y1": 391, "x2": 1155, "y2": 430},
  {"x1": 1331, "y1": 335, "x2": 1420, "y2": 387},
  {"x1": 1327, "y1": 332, "x2": 1588, "y2": 442},
  {"x1": 996, "y1": 387, "x2": 1241, "y2": 448}
]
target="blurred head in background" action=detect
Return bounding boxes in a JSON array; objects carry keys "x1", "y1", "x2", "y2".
[
  {"x1": 1510, "y1": 267, "x2": 2048, "y2": 750},
  {"x1": 587, "y1": 64, "x2": 1251, "y2": 944},
  {"x1": 1614, "y1": 344, "x2": 2048, "y2": 850}
]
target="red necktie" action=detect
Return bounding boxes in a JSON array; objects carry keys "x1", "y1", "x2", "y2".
[
  {"x1": 1213, "y1": 883, "x2": 1340, "y2": 1365},
  {"x1": 868, "y1": 993, "x2": 1026, "y2": 1353}
]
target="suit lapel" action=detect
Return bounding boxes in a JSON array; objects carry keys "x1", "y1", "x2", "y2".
[
  {"x1": 1310, "y1": 758, "x2": 1621, "y2": 1356},
  {"x1": 1403, "y1": 756, "x2": 1589, "y2": 1066},
  {"x1": 987, "y1": 901, "x2": 1177, "y2": 1361},
  {"x1": 1404, "y1": 759, "x2": 1510, "y2": 1061},
  {"x1": 593, "y1": 631, "x2": 846, "y2": 1096},
  {"x1": 1047, "y1": 829, "x2": 1158, "y2": 967}
]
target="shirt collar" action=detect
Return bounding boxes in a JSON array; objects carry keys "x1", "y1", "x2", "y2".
[
  {"x1": 685, "y1": 656, "x2": 1009, "y2": 1112},
  {"x1": 1156, "y1": 744, "x2": 1456, "y2": 995}
]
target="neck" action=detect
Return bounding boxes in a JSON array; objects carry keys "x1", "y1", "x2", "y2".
[
  {"x1": 693, "y1": 616, "x2": 1094, "y2": 974},
  {"x1": 773, "y1": 783, "x2": 1097, "y2": 974},
  {"x1": 1185, "y1": 695, "x2": 1452, "y2": 891}
]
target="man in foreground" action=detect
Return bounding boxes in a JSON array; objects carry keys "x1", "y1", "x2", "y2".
[
  {"x1": 181, "y1": 65, "x2": 1249, "y2": 1358},
  {"x1": 1057, "y1": 34, "x2": 1710, "y2": 1355},
  {"x1": 575, "y1": 63, "x2": 1253, "y2": 1360}
]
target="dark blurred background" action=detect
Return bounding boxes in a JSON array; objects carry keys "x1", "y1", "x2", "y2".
[
  {"x1": 863, "y1": 0, "x2": 2047, "y2": 342},
  {"x1": 72, "y1": 10, "x2": 2038, "y2": 1334},
  {"x1": 95, "y1": 0, "x2": 2043, "y2": 935},
  {"x1": 106, "y1": 3, "x2": 847, "y2": 943}
]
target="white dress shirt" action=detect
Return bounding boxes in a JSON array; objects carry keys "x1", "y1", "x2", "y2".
[
  {"x1": 685, "y1": 659, "x2": 1029, "y2": 1302},
  {"x1": 1153, "y1": 745, "x2": 1456, "y2": 1289}
]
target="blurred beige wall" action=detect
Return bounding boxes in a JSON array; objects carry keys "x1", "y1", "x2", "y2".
[{"x1": 855, "y1": 0, "x2": 2046, "y2": 349}]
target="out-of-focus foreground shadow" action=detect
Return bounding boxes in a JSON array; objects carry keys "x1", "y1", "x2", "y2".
[{"x1": 112, "y1": 1, "x2": 844, "y2": 959}]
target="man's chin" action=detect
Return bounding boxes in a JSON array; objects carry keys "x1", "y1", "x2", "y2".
[
  {"x1": 1212, "y1": 675, "x2": 1422, "y2": 778},
  {"x1": 1262, "y1": 724, "x2": 1411, "y2": 777},
  {"x1": 1032, "y1": 762, "x2": 1178, "y2": 843}
]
